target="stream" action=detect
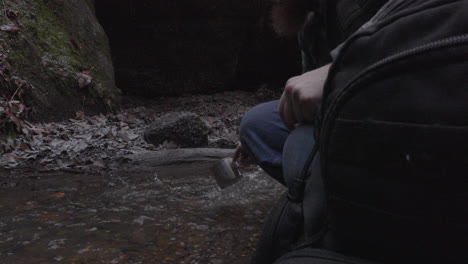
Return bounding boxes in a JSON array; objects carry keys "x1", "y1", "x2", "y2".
[{"x1": 0, "y1": 162, "x2": 284, "y2": 264}]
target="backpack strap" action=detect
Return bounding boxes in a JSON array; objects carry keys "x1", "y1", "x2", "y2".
[
  {"x1": 282, "y1": 125, "x2": 328, "y2": 249},
  {"x1": 282, "y1": 124, "x2": 318, "y2": 201}
]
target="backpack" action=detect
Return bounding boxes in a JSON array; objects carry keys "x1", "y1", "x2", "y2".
[{"x1": 252, "y1": 0, "x2": 468, "y2": 263}]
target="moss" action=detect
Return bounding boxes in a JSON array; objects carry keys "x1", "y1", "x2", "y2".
[
  {"x1": 0, "y1": 0, "x2": 82, "y2": 94},
  {"x1": 27, "y1": 1, "x2": 85, "y2": 97},
  {"x1": 29, "y1": 1, "x2": 119, "y2": 101},
  {"x1": 31, "y1": 1, "x2": 83, "y2": 66},
  {"x1": 0, "y1": 0, "x2": 119, "y2": 120}
]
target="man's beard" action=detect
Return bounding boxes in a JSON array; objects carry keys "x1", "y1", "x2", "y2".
[{"x1": 271, "y1": 0, "x2": 317, "y2": 36}]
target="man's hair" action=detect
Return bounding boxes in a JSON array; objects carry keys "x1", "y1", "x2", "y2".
[{"x1": 271, "y1": 0, "x2": 318, "y2": 36}]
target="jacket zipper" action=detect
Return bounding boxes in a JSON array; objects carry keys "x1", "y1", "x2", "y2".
[{"x1": 320, "y1": 34, "x2": 468, "y2": 168}]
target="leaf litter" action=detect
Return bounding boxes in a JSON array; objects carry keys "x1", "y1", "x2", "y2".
[{"x1": 0, "y1": 89, "x2": 281, "y2": 172}]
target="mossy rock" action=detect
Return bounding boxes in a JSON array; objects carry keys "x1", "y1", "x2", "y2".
[
  {"x1": 0, "y1": 0, "x2": 119, "y2": 121},
  {"x1": 144, "y1": 112, "x2": 209, "y2": 148}
]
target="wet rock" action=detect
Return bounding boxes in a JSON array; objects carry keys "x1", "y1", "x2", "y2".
[{"x1": 144, "y1": 112, "x2": 209, "y2": 148}]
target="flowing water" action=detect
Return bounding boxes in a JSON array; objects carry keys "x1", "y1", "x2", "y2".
[{"x1": 0, "y1": 163, "x2": 284, "y2": 264}]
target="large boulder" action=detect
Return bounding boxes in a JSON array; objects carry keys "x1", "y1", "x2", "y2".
[
  {"x1": 95, "y1": 0, "x2": 302, "y2": 96},
  {"x1": 0, "y1": 0, "x2": 119, "y2": 122}
]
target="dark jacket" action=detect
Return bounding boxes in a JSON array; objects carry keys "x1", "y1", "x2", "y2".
[{"x1": 299, "y1": 0, "x2": 390, "y2": 71}]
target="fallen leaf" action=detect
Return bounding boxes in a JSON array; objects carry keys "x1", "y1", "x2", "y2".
[
  {"x1": 31, "y1": 129, "x2": 47, "y2": 135},
  {"x1": 77, "y1": 70, "x2": 92, "y2": 89},
  {"x1": 71, "y1": 39, "x2": 82, "y2": 50},
  {"x1": 3, "y1": 153, "x2": 18, "y2": 164},
  {"x1": 119, "y1": 254, "x2": 129, "y2": 262},
  {"x1": 8, "y1": 100, "x2": 25, "y2": 115},
  {"x1": 17, "y1": 203, "x2": 37, "y2": 211},
  {"x1": 48, "y1": 193, "x2": 65, "y2": 198},
  {"x1": 9, "y1": 115, "x2": 23, "y2": 132},
  {"x1": 19, "y1": 142, "x2": 30, "y2": 150},
  {"x1": 93, "y1": 160, "x2": 106, "y2": 168},
  {"x1": 39, "y1": 158, "x2": 54, "y2": 164},
  {"x1": 119, "y1": 131, "x2": 130, "y2": 142},
  {"x1": 21, "y1": 127, "x2": 30, "y2": 135},
  {"x1": 0, "y1": 24, "x2": 20, "y2": 33},
  {"x1": 2, "y1": 143, "x2": 13, "y2": 153},
  {"x1": 75, "y1": 111, "x2": 85, "y2": 120},
  {"x1": 6, "y1": 9, "x2": 20, "y2": 19},
  {"x1": 72, "y1": 141, "x2": 88, "y2": 152}
]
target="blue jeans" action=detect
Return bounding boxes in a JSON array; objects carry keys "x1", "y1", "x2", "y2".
[
  {"x1": 240, "y1": 100, "x2": 317, "y2": 186},
  {"x1": 239, "y1": 100, "x2": 291, "y2": 184}
]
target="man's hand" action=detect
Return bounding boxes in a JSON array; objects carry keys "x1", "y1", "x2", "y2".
[
  {"x1": 279, "y1": 63, "x2": 331, "y2": 130},
  {"x1": 232, "y1": 143, "x2": 255, "y2": 168}
]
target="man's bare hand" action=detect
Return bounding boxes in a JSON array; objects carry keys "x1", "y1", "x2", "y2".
[
  {"x1": 279, "y1": 63, "x2": 331, "y2": 130},
  {"x1": 232, "y1": 143, "x2": 254, "y2": 168}
]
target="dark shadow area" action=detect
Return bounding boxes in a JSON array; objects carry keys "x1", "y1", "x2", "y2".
[{"x1": 95, "y1": 0, "x2": 302, "y2": 97}]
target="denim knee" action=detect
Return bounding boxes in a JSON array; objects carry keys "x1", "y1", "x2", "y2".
[
  {"x1": 240, "y1": 102, "x2": 287, "y2": 184},
  {"x1": 239, "y1": 101, "x2": 289, "y2": 165},
  {"x1": 239, "y1": 101, "x2": 280, "y2": 151},
  {"x1": 239, "y1": 105, "x2": 259, "y2": 146}
]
